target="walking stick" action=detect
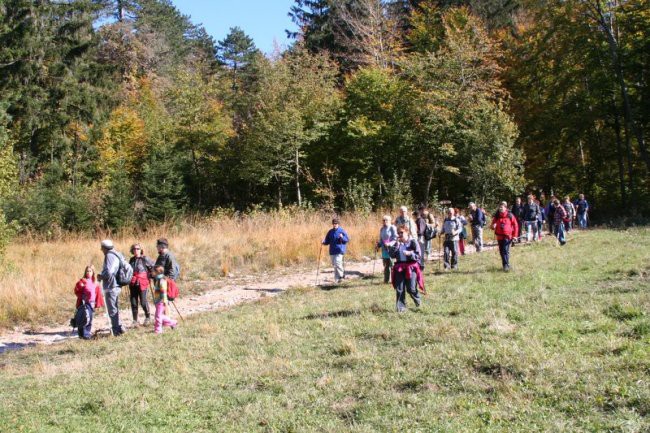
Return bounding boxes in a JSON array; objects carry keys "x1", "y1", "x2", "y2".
[
  {"x1": 315, "y1": 243, "x2": 323, "y2": 286},
  {"x1": 170, "y1": 300, "x2": 185, "y2": 322},
  {"x1": 98, "y1": 281, "x2": 114, "y2": 337},
  {"x1": 372, "y1": 244, "x2": 378, "y2": 278}
]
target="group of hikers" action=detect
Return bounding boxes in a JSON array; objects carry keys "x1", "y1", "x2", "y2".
[
  {"x1": 323, "y1": 193, "x2": 590, "y2": 312},
  {"x1": 72, "y1": 238, "x2": 181, "y2": 339},
  {"x1": 73, "y1": 193, "x2": 589, "y2": 338}
]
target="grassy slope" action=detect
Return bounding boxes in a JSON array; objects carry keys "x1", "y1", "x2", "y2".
[{"x1": 0, "y1": 229, "x2": 648, "y2": 433}]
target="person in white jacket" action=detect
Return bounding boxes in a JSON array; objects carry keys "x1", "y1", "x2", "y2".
[{"x1": 441, "y1": 208, "x2": 462, "y2": 270}]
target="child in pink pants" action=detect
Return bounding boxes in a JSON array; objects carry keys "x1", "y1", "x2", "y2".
[{"x1": 152, "y1": 265, "x2": 178, "y2": 334}]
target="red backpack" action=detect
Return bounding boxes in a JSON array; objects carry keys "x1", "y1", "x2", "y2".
[{"x1": 166, "y1": 278, "x2": 179, "y2": 301}]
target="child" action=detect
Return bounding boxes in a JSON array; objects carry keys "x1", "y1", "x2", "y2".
[
  {"x1": 152, "y1": 265, "x2": 178, "y2": 334},
  {"x1": 73, "y1": 265, "x2": 104, "y2": 339},
  {"x1": 322, "y1": 217, "x2": 350, "y2": 284}
]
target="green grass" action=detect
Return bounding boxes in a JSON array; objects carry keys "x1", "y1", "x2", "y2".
[{"x1": 1, "y1": 228, "x2": 649, "y2": 432}]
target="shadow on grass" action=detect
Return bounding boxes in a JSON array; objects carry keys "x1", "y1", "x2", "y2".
[{"x1": 303, "y1": 309, "x2": 361, "y2": 320}]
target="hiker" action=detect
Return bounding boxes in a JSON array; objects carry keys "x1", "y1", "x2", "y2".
[
  {"x1": 151, "y1": 265, "x2": 178, "y2": 334},
  {"x1": 322, "y1": 217, "x2": 350, "y2": 284},
  {"x1": 441, "y1": 208, "x2": 461, "y2": 270},
  {"x1": 377, "y1": 215, "x2": 398, "y2": 284},
  {"x1": 99, "y1": 240, "x2": 127, "y2": 336},
  {"x1": 423, "y1": 209, "x2": 437, "y2": 260},
  {"x1": 129, "y1": 243, "x2": 154, "y2": 327},
  {"x1": 389, "y1": 226, "x2": 423, "y2": 312},
  {"x1": 492, "y1": 202, "x2": 519, "y2": 272},
  {"x1": 395, "y1": 206, "x2": 417, "y2": 241},
  {"x1": 523, "y1": 194, "x2": 541, "y2": 242},
  {"x1": 511, "y1": 197, "x2": 525, "y2": 242},
  {"x1": 415, "y1": 209, "x2": 427, "y2": 268},
  {"x1": 73, "y1": 265, "x2": 104, "y2": 340},
  {"x1": 155, "y1": 238, "x2": 181, "y2": 303},
  {"x1": 553, "y1": 199, "x2": 568, "y2": 246},
  {"x1": 468, "y1": 202, "x2": 486, "y2": 252},
  {"x1": 562, "y1": 196, "x2": 576, "y2": 232},
  {"x1": 575, "y1": 194, "x2": 589, "y2": 229},
  {"x1": 456, "y1": 208, "x2": 468, "y2": 255},
  {"x1": 537, "y1": 196, "x2": 545, "y2": 240},
  {"x1": 546, "y1": 196, "x2": 557, "y2": 235}
]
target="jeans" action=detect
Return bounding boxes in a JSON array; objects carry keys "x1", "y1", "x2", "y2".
[
  {"x1": 471, "y1": 226, "x2": 483, "y2": 252},
  {"x1": 76, "y1": 304, "x2": 94, "y2": 339},
  {"x1": 555, "y1": 222, "x2": 566, "y2": 245},
  {"x1": 129, "y1": 284, "x2": 150, "y2": 321},
  {"x1": 498, "y1": 238, "x2": 512, "y2": 268},
  {"x1": 104, "y1": 288, "x2": 124, "y2": 335},
  {"x1": 393, "y1": 268, "x2": 421, "y2": 312},
  {"x1": 382, "y1": 258, "x2": 393, "y2": 283},
  {"x1": 525, "y1": 220, "x2": 538, "y2": 241},
  {"x1": 418, "y1": 236, "x2": 426, "y2": 268},
  {"x1": 154, "y1": 302, "x2": 177, "y2": 334},
  {"x1": 443, "y1": 240, "x2": 458, "y2": 269},
  {"x1": 577, "y1": 213, "x2": 588, "y2": 229},
  {"x1": 330, "y1": 254, "x2": 344, "y2": 282}
]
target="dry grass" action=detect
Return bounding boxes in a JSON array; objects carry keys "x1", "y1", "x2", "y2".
[{"x1": 0, "y1": 208, "x2": 422, "y2": 329}]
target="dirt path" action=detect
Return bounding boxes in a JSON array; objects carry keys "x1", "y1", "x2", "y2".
[{"x1": 0, "y1": 241, "x2": 499, "y2": 354}]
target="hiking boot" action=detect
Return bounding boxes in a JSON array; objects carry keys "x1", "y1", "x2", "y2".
[
  {"x1": 504, "y1": 265, "x2": 511, "y2": 272},
  {"x1": 131, "y1": 320, "x2": 139, "y2": 328},
  {"x1": 143, "y1": 317, "x2": 151, "y2": 326}
]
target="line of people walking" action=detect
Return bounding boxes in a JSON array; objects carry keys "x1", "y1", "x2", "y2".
[{"x1": 72, "y1": 238, "x2": 181, "y2": 339}]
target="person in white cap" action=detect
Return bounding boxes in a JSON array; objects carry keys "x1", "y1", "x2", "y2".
[
  {"x1": 394, "y1": 206, "x2": 416, "y2": 239},
  {"x1": 99, "y1": 239, "x2": 126, "y2": 336}
]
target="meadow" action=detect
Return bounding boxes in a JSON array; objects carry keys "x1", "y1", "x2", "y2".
[{"x1": 0, "y1": 228, "x2": 648, "y2": 432}]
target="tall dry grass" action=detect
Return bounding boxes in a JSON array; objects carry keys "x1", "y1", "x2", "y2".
[{"x1": 0, "y1": 209, "x2": 403, "y2": 329}]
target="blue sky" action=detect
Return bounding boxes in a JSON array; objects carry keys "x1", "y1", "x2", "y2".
[{"x1": 171, "y1": 0, "x2": 298, "y2": 54}]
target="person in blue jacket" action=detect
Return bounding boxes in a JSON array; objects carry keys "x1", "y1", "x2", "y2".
[{"x1": 322, "y1": 217, "x2": 350, "y2": 284}]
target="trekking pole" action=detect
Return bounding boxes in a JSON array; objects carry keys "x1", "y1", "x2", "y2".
[
  {"x1": 98, "y1": 281, "x2": 114, "y2": 337},
  {"x1": 372, "y1": 244, "x2": 378, "y2": 278},
  {"x1": 315, "y1": 243, "x2": 323, "y2": 286},
  {"x1": 170, "y1": 300, "x2": 185, "y2": 322}
]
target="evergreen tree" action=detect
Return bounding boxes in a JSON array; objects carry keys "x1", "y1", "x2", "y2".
[{"x1": 217, "y1": 27, "x2": 260, "y2": 92}]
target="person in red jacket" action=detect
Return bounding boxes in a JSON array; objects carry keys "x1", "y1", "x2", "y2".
[
  {"x1": 491, "y1": 201, "x2": 519, "y2": 272},
  {"x1": 73, "y1": 265, "x2": 104, "y2": 339}
]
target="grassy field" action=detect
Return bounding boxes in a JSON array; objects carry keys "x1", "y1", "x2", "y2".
[{"x1": 0, "y1": 228, "x2": 648, "y2": 432}]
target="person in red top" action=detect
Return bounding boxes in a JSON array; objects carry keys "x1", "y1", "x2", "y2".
[
  {"x1": 73, "y1": 265, "x2": 104, "y2": 339},
  {"x1": 491, "y1": 201, "x2": 519, "y2": 272}
]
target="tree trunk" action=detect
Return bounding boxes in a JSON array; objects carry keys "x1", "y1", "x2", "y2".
[
  {"x1": 612, "y1": 109, "x2": 627, "y2": 209},
  {"x1": 295, "y1": 148, "x2": 302, "y2": 207}
]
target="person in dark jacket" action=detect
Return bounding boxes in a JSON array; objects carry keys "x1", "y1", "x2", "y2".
[
  {"x1": 129, "y1": 243, "x2": 154, "y2": 327},
  {"x1": 492, "y1": 202, "x2": 519, "y2": 272},
  {"x1": 415, "y1": 209, "x2": 427, "y2": 268},
  {"x1": 468, "y1": 202, "x2": 486, "y2": 252},
  {"x1": 155, "y1": 238, "x2": 181, "y2": 302},
  {"x1": 511, "y1": 197, "x2": 525, "y2": 242},
  {"x1": 574, "y1": 194, "x2": 590, "y2": 229},
  {"x1": 389, "y1": 226, "x2": 423, "y2": 312},
  {"x1": 546, "y1": 196, "x2": 557, "y2": 235},
  {"x1": 523, "y1": 194, "x2": 541, "y2": 242},
  {"x1": 322, "y1": 217, "x2": 350, "y2": 284},
  {"x1": 553, "y1": 199, "x2": 568, "y2": 246}
]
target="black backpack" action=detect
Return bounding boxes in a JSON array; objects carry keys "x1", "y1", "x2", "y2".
[{"x1": 424, "y1": 224, "x2": 437, "y2": 241}]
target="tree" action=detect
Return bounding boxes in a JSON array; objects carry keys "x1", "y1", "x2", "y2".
[{"x1": 216, "y1": 27, "x2": 260, "y2": 93}]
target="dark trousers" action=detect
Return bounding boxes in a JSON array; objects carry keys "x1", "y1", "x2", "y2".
[
  {"x1": 443, "y1": 240, "x2": 458, "y2": 269},
  {"x1": 393, "y1": 270, "x2": 421, "y2": 312},
  {"x1": 382, "y1": 258, "x2": 393, "y2": 283},
  {"x1": 129, "y1": 284, "x2": 150, "y2": 320},
  {"x1": 498, "y1": 238, "x2": 511, "y2": 268},
  {"x1": 76, "y1": 304, "x2": 94, "y2": 340}
]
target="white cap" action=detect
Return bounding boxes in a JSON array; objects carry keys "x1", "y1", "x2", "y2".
[
  {"x1": 100, "y1": 239, "x2": 114, "y2": 249},
  {"x1": 399, "y1": 206, "x2": 408, "y2": 212}
]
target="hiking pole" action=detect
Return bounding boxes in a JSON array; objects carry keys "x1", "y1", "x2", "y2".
[
  {"x1": 98, "y1": 281, "x2": 114, "y2": 337},
  {"x1": 170, "y1": 300, "x2": 185, "y2": 322},
  {"x1": 315, "y1": 243, "x2": 323, "y2": 286},
  {"x1": 372, "y1": 244, "x2": 378, "y2": 279}
]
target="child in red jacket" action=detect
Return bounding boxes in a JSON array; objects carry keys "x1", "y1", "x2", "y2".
[
  {"x1": 492, "y1": 202, "x2": 519, "y2": 272},
  {"x1": 73, "y1": 265, "x2": 104, "y2": 339}
]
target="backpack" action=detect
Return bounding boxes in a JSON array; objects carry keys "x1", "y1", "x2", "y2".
[
  {"x1": 108, "y1": 251, "x2": 134, "y2": 287},
  {"x1": 476, "y1": 209, "x2": 487, "y2": 227},
  {"x1": 166, "y1": 277, "x2": 179, "y2": 300},
  {"x1": 424, "y1": 224, "x2": 437, "y2": 241}
]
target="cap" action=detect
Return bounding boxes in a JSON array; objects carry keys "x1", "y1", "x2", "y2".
[
  {"x1": 156, "y1": 238, "x2": 169, "y2": 248},
  {"x1": 100, "y1": 239, "x2": 114, "y2": 249}
]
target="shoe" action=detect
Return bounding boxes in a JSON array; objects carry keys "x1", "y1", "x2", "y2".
[
  {"x1": 504, "y1": 265, "x2": 511, "y2": 272},
  {"x1": 131, "y1": 320, "x2": 139, "y2": 328},
  {"x1": 415, "y1": 300, "x2": 422, "y2": 308},
  {"x1": 143, "y1": 317, "x2": 151, "y2": 326}
]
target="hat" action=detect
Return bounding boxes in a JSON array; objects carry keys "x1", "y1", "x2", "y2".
[
  {"x1": 156, "y1": 238, "x2": 169, "y2": 248},
  {"x1": 332, "y1": 217, "x2": 340, "y2": 225},
  {"x1": 100, "y1": 239, "x2": 114, "y2": 249}
]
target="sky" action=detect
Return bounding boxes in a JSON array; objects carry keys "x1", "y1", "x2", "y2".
[{"x1": 171, "y1": 0, "x2": 298, "y2": 54}]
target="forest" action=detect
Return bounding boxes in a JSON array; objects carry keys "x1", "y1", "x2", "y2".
[{"x1": 0, "y1": 0, "x2": 648, "y2": 251}]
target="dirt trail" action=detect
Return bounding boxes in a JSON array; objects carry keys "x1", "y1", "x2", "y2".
[{"x1": 0, "y1": 241, "x2": 498, "y2": 354}]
